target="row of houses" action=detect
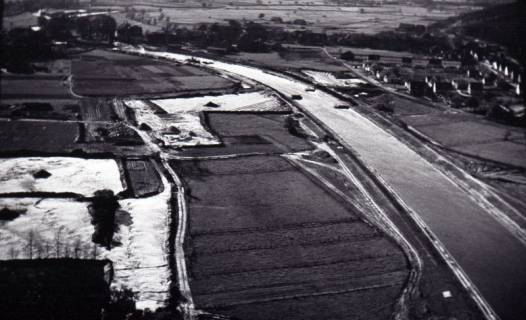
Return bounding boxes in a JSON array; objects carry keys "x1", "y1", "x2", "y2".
[{"x1": 467, "y1": 42, "x2": 523, "y2": 96}]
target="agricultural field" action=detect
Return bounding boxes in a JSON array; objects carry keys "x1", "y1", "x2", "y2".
[
  {"x1": 0, "y1": 169, "x2": 172, "y2": 310},
  {"x1": 402, "y1": 114, "x2": 526, "y2": 168},
  {"x1": 0, "y1": 157, "x2": 124, "y2": 196},
  {"x1": 118, "y1": 3, "x2": 464, "y2": 34},
  {"x1": 227, "y1": 49, "x2": 348, "y2": 72},
  {"x1": 150, "y1": 91, "x2": 288, "y2": 113},
  {"x1": 79, "y1": 98, "x2": 119, "y2": 121},
  {"x1": 0, "y1": 194, "x2": 171, "y2": 310},
  {"x1": 176, "y1": 112, "x2": 312, "y2": 157},
  {"x1": 172, "y1": 155, "x2": 409, "y2": 320},
  {"x1": 0, "y1": 99, "x2": 81, "y2": 120},
  {"x1": 367, "y1": 94, "x2": 442, "y2": 116},
  {"x1": 0, "y1": 120, "x2": 80, "y2": 154},
  {"x1": 123, "y1": 159, "x2": 163, "y2": 197},
  {"x1": 303, "y1": 70, "x2": 367, "y2": 88},
  {"x1": 72, "y1": 50, "x2": 235, "y2": 97},
  {"x1": 1, "y1": 75, "x2": 73, "y2": 99}
]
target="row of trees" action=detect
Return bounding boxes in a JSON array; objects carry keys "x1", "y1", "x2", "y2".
[
  {"x1": 40, "y1": 13, "x2": 117, "y2": 43},
  {"x1": 7, "y1": 229, "x2": 102, "y2": 260},
  {"x1": 5, "y1": 189, "x2": 120, "y2": 260},
  {"x1": 4, "y1": 0, "x2": 81, "y2": 16},
  {"x1": 130, "y1": 17, "x2": 451, "y2": 56}
]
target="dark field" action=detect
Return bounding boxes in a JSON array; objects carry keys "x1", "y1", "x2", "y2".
[
  {"x1": 1, "y1": 75, "x2": 73, "y2": 99},
  {"x1": 173, "y1": 156, "x2": 409, "y2": 320},
  {"x1": 80, "y1": 99, "x2": 118, "y2": 121},
  {"x1": 228, "y1": 49, "x2": 348, "y2": 72},
  {"x1": 176, "y1": 113, "x2": 313, "y2": 157},
  {"x1": 401, "y1": 113, "x2": 526, "y2": 168},
  {"x1": 124, "y1": 159, "x2": 163, "y2": 197},
  {"x1": 0, "y1": 99, "x2": 80, "y2": 120},
  {"x1": 71, "y1": 51, "x2": 234, "y2": 97},
  {"x1": 0, "y1": 120, "x2": 80, "y2": 153}
]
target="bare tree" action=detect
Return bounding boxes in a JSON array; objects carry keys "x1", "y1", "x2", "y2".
[
  {"x1": 92, "y1": 243, "x2": 99, "y2": 259},
  {"x1": 36, "y1": 240, "x2": 45, "y2": 259},
  {"x1": 54, "y1": 226, "x2": 64, "y2": 258},
  {"x1": 63, "y1": 241, "x2": 70, "y2": 258},
  {"x1": 44, "y1": 241, "x2": 52, "y2": 258},
  {"x1": 25, "y1": 230, "x2": 35, "y2": 259},
  {"x1": 9, "y1": 247, "x2": 19, "y2": 259},
  {"x1": 73, "y1": 238, "x2": 82, "y2": 259}
]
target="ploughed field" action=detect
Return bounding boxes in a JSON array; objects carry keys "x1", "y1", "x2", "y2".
[
  {"x1": 0, "y1": 120, "x2": 81, "y2": 154},
  {"x1": 401, "y1": 113, "x2": 526, "y2": 169},
  {"x1": 172, "y1": 156, "x2": 409, "y2": 320},
  {"x1": 176, "y1": 113, "x2": 312, "y2": 157},
  {"x1": 123, "y1": 159, "x2": 164, "y2": 197},
  {"x1": 71, "y1": 50, "x2": 235, "y2": 96},
  {"x1": 0, "y1": 75, "x2": 73, "y2": 99}
]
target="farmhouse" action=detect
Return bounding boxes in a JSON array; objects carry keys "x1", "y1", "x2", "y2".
[{"x1": 204, "y1": 101, "x2": 220, "y2": 108}]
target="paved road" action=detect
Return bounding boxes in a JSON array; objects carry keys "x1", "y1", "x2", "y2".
[{"x1": 123, "y1": 47, "x2": 526, "y2": 320}]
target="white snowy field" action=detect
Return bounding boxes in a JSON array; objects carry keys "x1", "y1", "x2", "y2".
[
  {"x1": 150, "y1": 91, "x2": 286, "y2": 113},
  {"x1": 303, "y1": 70, "x2": 367, "y2": 87},
  {"x1": 0, "y1": 157, "x2": 124, "y2": 196},
  {"x1": 0, "y1": 176, "x2": 172, "y2": 310},
  {"x1": 125, "y1": 100, "x2": 220, "y2": 147}
]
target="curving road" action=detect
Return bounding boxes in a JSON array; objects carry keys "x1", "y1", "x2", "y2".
[{"x1": 121, "y1": 46, "x2": 526, "y2": 320}]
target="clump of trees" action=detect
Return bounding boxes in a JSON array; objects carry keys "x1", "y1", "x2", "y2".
[
  {"x1": 76, "y1": 15, "x2": 117, "y2": 43},
  {"x1": 238, "y1": 22, "x2": 270, "y2": 52},
  {"x1": 88, "y1": 189, "x2": 120, "y2": 249},
  {"x1": 284, "y1": 114, "x2": 308, "y2": 138},
  {"x1": 340, "y1": 50, "x2": 355, "y2": 61},
  {"x1": 1, "y1": 28, "x2": 53, "y2": 73},
  {"x1": 117, "y1": 23, "x2": 143, "y2": 44},
  {"x1": 104, "y1": 288, "x2": 177, "y2": 320}
]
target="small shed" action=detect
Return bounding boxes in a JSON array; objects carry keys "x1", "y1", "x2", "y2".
[{"x1": 204, "y1": 101, "x2": 220, "y2": 108}]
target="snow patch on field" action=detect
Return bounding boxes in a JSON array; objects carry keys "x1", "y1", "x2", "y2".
[
  {"x1": 303, "y1": 70, "x2": 366, "y2": 87},
  {"x1": 0, "y1": 175, "x2": 172, "y2": 310},
  {"x1": 0, "y1": 198, "x2": 93, "y2": 259},
  {"x1": 126, "y1": 100, "x2": 220, "y2": 147},
  {"x1": 0, "y1": 157, "x2": 124, "y2": 196},
  {"x1": 151, "y1": 91, "x2": 285, "y2": 113},
  {"x1": 110, "y1": 175, "x2": 172, "y2": 310}
]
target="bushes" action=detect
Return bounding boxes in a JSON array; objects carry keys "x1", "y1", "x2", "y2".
[
  {"x1": 104, "y1": 288, "x2": 181, "y2": 320},
  {"x1": 284, "y1": 115, "x2": 307, "y2": 138},
  {"x1": 340, "y1": 50, "x2": 355, "y2": 61}
]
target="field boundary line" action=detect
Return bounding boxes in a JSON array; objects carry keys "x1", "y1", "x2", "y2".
[{"x1": 162, "y1": 157, "x2": 196, "y2": 320}]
